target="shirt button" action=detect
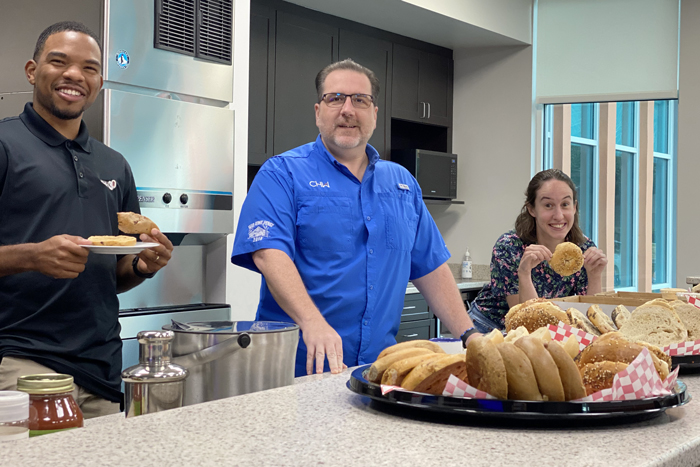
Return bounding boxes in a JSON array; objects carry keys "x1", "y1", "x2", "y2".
[
  {"x1": 73, "y1": 156, "x2": 78, "y2": 162},
  {"x1": 79, "y1": 172, "x2": 84, "y2": 178},
  {"x1": 369, "y1": 285, "x2": 374, "y2": 290},
  {"x1": 363, "y1": 320, "x2": 369, "y2": 326},
  {"x1": 369, "y1": 249, "x2": 374, "y2": 254},
  {"x1": 366, "y1": 216, "x2": 371, "y2": 221}
]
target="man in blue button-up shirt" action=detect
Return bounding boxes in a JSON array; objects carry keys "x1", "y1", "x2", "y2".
[{"x1": 232, "y1": 59, "x2": 479, "y2": 376}]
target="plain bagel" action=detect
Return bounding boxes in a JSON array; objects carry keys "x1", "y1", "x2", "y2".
[
  {"x1": 465, "y1": 335, "x2": 508, "y2": 399},
  {"x1": 513, "y1": 335, "x2": 565, "y2": 401}
]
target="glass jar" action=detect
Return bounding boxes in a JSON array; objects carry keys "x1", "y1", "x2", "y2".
[
  {"x1": 17, "y1": 374, "x2": 84, "y2": 437},
  {"x1": 0, "y1": 391, "x2": 29, "y2": 441}
]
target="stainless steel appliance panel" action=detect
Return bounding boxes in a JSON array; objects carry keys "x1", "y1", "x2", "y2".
[
  {"x1": 104, "y1": 0, "x2": 233, "y2": 103},
  {"x1": 105, "y1": 89, "x2": 233, "y2": 234},
  {"x1": 118, "y1": 245, "x2": 206, "y2": 310}
]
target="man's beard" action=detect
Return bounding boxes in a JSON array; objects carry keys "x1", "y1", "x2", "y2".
[{"x1": 36, "y1": 89, "x2": 88, "y2": 120}]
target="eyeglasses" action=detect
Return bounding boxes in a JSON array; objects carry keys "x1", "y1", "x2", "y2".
[{"x1": 320, "y1": 93, "x2": 374, "y2": 109}]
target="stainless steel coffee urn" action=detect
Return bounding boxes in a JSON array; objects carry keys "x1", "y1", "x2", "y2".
[{"x1": 121, "y1": 330, "x2": 188, "y2": 418}]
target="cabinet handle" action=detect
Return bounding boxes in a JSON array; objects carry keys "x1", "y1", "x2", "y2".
[
  {"x1": 420, "y1": 102, "x2": 426, "y2": 118},
  {"x1": 402, "y1": 333, "x2": 419, "y2": 338},
  {"x1": 427, "y1": 102, "x2": 431, "y2": 119},
  {"x1": 403, "y1": 306, "x2": 416, "y2": 310}
]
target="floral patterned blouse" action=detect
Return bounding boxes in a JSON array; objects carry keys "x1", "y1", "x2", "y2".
[{"x1": 473, "y1": 230, "x2": 596, "y2": 326}]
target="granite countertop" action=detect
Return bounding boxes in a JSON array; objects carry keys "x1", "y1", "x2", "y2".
[
  {"x1": 687, "y1": 276, "x2": 700, "y2": 285},
  {"x1": 3, "y1": 370, "x2": 700, "y2": 466}
]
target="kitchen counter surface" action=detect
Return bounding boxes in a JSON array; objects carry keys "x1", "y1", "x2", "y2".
[
  {"x1": 2, "y1": 369, "x2": 700, "y2": 466},
  {"x1": 687, "y1": 276, "x2": 700, "y2": 285},
  {"x1": 406, "y1": 279, "x2": 488, "y2": 294}
]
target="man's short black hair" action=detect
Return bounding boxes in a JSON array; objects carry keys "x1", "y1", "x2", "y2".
[{"x1": 33, "y1": 21, "x2": 102, "y2": 61}]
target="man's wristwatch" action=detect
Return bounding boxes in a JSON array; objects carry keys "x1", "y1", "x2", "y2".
[
  {"x1": 132, "y1": 255, "x2": 156, "y2": 279},
  {"x1": 460, "y1": 327, "x2": 480, "y2": 349}
]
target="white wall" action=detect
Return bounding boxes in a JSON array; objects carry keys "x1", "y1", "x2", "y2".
[
  {"x1": 676, "y1": 0, "x2": 700, "y2": 287},
  {"x1": 402, "y1": 0, "x2": 532, "y2": 45},
  {"x1": 226, "y1": 0, "x2": 262, "y2": 321},
  {"x1": 432, "y1": 46, "x2": 534, "y2": 266}
]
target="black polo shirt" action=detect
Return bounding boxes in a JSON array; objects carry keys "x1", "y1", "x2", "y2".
[{"x1": 0, "y1": 103, "x2": 140, "y2": 403}]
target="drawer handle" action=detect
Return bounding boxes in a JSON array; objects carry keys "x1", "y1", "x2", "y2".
[
  {"x1": 403, "y1": 306, "x2": 417, "y2": 310},
  {"x1": 402, "y1": 312, "x2": 426, "y2": 317},
  {"x1": 402, "y1": 333, "x2": 419, "y2": 338}
]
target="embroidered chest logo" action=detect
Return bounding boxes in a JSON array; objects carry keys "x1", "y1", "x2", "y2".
[
  {"x1": 248, "y1": 220, "x2": 274, "y2": 242},
  {"x1": 101, "y1": 179, "x2": 117, "y2": 191},
  {"x1": 309, "y1": 181, "x2": 330, "y2": 188}
]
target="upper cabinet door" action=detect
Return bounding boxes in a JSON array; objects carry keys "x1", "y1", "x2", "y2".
[
  {"x1": 419, "y1": 52, "x2": 452, "y2": 127},
  {"x1": 391, "y1": 44, "x2": 422, "y2": 123},
  {"x1": 248, "y1": 4, "x2": 276, "y2": 166},
  {"x1": 339, "y1": 29, "x2": 392, "y2": 159},
  {"x1": 273, "y1": 12, "x2": 338, "y2": 156},
  {"x1": 391, "y1": 43, "x2": 452, "y2": 127}
]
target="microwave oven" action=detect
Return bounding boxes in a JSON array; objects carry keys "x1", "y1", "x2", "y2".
[{"x1": 392, "y1": 149, "x2": 458, "y2": 200}]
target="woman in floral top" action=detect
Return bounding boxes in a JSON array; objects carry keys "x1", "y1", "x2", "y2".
[{"x1": 470, "y1": 169, "x2": 608, "y2": 332}]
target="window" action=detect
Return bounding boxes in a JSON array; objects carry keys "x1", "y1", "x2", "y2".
[
  {"x1": 570, "y1": 103, "x2": 598, "y2": 241},
  {"x1": 542, "y1": 100, "x2": 676, "y2": 292},
  {"x1": 614, "y1": 102, "x2": 638, "y2": 290},
  {"x1": 652, "y1": 100, "x2": 675, "y2": 290}
]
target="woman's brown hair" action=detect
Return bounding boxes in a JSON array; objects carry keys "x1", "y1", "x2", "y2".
[{"x1": 514, "y1": 169, "x2": 586, "y2": 246}]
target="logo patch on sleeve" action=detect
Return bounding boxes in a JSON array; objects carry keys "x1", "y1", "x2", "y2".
[{"x1": 248, "y1": 220, "x2": 274, "y2": 242}]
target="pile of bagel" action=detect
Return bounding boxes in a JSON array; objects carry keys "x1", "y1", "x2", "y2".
[
  {"x1": 366, "y1": 341, "x2": 466, "y2": 395},
  {"x1": 367, "y1": 297, "x2": 672, "y2": 400}
]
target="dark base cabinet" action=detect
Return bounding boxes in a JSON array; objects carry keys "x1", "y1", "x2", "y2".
[
  {"x1": 397, "y1": 318, "x2": 435, "y2": 343},
  {"x1": 399, "y1": 293, "x2": 435, "y2": 342}
]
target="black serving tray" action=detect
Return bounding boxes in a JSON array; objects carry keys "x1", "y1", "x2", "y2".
[
  {"x1": 347, "y1": 365, "x2": 691, "y2": 423},
  {"x1": 672, "y1": 355, "x2": 700, "y2": 372}
]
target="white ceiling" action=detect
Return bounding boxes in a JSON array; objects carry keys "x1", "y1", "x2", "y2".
[{"x1": 283, "y1": 0, "x2": 531, "y2": 51}]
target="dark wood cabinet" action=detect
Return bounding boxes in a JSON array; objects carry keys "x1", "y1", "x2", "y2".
[
  {"x1": 391, "y1": 44, "x2": 452, "y2": 127},
  {"x1": 248, "y1": 4, "x2": 276, "y2": 165},
  {"x1": 273, "y1": 12, "x2": 337, "y2": 156},
  {"x1": 248, "y1": 0, "x2": 453, "y2": 167},
  {"x1": 338, "y1": 29, "x2": 392, "y2": 158},
  {"x1": 400, "y1": 293, "x2": 435, "y2": 342}
]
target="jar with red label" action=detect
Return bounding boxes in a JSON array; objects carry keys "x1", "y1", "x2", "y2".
[{"x1": 17, "y1": 374, "x2": 83, "y2": 437}]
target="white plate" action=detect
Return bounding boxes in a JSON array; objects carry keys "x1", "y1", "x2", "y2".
[{"x1": 80, "y1": 242, "x2": 159, "y2": 255}]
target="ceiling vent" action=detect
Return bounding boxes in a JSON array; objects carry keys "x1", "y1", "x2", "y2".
[
  {"x1": 155, "y1": 0, "x2": 232, "y2": 65},
  {"x1": 154, "y1": 0, "x2": 197, "y2": 56}
]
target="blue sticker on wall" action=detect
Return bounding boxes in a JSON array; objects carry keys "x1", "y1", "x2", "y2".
[{"x1": 116, "y1": 50, "x2": 129, "y2": 69}]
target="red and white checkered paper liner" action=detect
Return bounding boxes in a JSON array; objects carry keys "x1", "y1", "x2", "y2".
[{"x1": 548, "y1": 321, "x2": 597, "y2": 351}]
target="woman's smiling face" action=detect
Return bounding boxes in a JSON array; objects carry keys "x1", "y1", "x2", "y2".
[{"x1": 526, "y1": 179, "x2": 576, "y2": 246}]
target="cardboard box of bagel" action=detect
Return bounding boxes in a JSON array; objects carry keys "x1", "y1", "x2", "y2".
[{"x1": 365, "y1": 242, "x2": 694, "y2": 403}]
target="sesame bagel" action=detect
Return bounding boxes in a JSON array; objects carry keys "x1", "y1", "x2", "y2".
[
  {"x1": 505, "y1": 300, "x2": 570, "y2": 333},
  {"x1": 581, "y1": 361, "x2": 629, "y2": 396}
]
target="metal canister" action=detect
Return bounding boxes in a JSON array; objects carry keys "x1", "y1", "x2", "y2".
[
  {"x1": 163, "y1": 321, "x2": 299, "y2": 406},
  {"x1": 121, "y1": 330, "x2": 188, "y2": 418}
]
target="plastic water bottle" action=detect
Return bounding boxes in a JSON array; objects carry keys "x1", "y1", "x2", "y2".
[{"x1": 461, "y1": 248, "x2": 472, "y2": 280}]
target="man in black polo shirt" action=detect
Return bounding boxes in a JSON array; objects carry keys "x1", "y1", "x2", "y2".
[{"x1": 0, "y1": 21, "x2": 174, "y2": 417}]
